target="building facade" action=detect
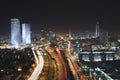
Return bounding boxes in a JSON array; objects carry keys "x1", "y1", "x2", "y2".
[
  {"x1": 22, "y1": 23, "x2": 31, "y2": 44},
  {"x1": 79, "y1": 51, "x2": 115, "y2": 62},
  {"x1": 11, "y1": 18, "x2": 21, "y2": 48}
]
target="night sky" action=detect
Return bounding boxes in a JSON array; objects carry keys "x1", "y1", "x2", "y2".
[{"x1": 0, "y1": 0, "x2": 120, "y2": 35}]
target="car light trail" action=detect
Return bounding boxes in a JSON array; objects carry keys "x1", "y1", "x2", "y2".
[{"x1": 28, "y1": 48, "x2": 44, "y2": 80}]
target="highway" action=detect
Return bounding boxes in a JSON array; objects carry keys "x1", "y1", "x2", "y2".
[
  {"x1": 28, "y1": 44, "x2": 83, "y2": 80},
  {"x1": 38, "y1": 52, "x2": 57, "y2": 80},
  {"x1": 67, "y1": 57, "x2": 80, "y2": 80},
  {"x1": 55, "y1": 48, "x2": 68, "y2": 79},
  {"x1": 28, "y1": 48, "x2": 44, "y2": 80},
  {"x1": 66, "y1": 42, "x2": 87, "y2": 80},
  {"x1": 45, "y1": 45, "x2": 67, "y2": 80}
]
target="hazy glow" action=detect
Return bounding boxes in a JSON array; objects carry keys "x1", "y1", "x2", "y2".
[
  {"x1": 22, "y1": 24, "x2": 31, "y2": 44},
  {"x1": 11, "y1": 18, "x2": 20, "y2": 48}
]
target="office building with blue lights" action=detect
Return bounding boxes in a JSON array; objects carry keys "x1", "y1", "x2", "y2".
[
  {"x1": 22, "y1": 23, "x2": 31, "y2": 44},
  {"x1": 11, "y1": 18, "x2": 21, "y2": 48}
]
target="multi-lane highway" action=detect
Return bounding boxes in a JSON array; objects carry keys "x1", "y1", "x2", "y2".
[
  {"x1": 28, "y1": 48, "x2": 44, "y2": 80},
  {"x1": 67, "y1": 57, "x2": 80, "y2": 80},
  {"x1": 38, "y1": 51, "x2": 57, "y2": 80},
  {"x1": 27, "y1": 44, "x2": 86, "y2": 80},
  {"x1": 66, "y1": 44, "x2": 87, "y2": 80},
  {"x1": 27, "y1": 46, "x2": 58, "y2": 80},
  {"x1": 45, "y1": 45, "x2": 67, "y2": 80}
]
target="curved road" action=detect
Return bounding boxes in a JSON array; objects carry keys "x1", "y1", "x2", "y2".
[{"x1": 28, "y1": 48, "x2": 44, "y2": 80}]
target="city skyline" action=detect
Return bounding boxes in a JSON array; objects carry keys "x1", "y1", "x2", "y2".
[
  {"x1": 11, "y1": 18, "x2": 31, "y2": 48},
  {"x1": 0, "y1": 0, "x2": 120, "y2": 34}
]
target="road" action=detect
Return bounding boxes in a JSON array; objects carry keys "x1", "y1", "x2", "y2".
[
  {"x1": 38, "y1": 52, "x2": 57, "y2": 80},
  {"x1": 55, "y1": 48, "x2": 68, "y2": 79},
  {"x1": 27, "y1": 48, "x2": 44, "y2": 80},
  {"x1": 67, "y1": 57, "x2": 80, "y2": 80},
  {"x1": 28, "y1": 44, "x2": 85, "y2": 80},
  {"x1": 65, "y1": 44, "x2": 87, "y2": 80},
  {"x1": 45, "y1": 45, "x2": 67, "y2": 80}
]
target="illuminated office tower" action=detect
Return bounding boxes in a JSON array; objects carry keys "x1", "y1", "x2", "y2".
[
  {"x1": 22, "y1": 23, "x2": 31, "y2": 44},
  {"x1": 11, "y1": 18, "x2": 21, "y2": 48},
  {"x1": 95, "y1": 22, "x2": 100, "y2": 37},
  {"x1": 69, "y1": 29, "x2": 71, "y2": 38}
]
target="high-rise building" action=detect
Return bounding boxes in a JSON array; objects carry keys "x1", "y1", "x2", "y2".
[
  {"x1": 11, "y1": 18, "x2": 21, "y2": 48},
  {"x1": 69, "y1": 29, "x2": 71, "y2": 38},
  {"x1": 22, "y1": 23, "x2": 31, "y2": 44},
  {"x1": 85, "y1": 31, "x2": 90, "y2": 39},
  {"x1": 95, "y1": 22, "x2": 100, "y2": 37}
]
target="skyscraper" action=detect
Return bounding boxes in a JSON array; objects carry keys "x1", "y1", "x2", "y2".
[
  {"x1": 11, "y1": 18, "x2": 21, "y2": 48},
  {"x1": 22, "y1": 23, "x2": 31, "y2": 44},
  {"x1": 95, "y1": 22, "x2": 100, "y2": 37}
]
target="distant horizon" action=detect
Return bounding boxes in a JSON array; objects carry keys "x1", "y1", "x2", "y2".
[{"x1": 0, "y1": 0, "x2": 120, "y2": 35}]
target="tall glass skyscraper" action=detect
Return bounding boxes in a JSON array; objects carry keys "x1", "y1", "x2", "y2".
[
  {"x1": 95, "y1": 22, "x2": 100, "y2": 37},
  {"x1": 22, "y1": 23, "x2": 31, "y2": 44},
  {"x1": 11, "y1": 18, "x2": 21, "y2": 48}
]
